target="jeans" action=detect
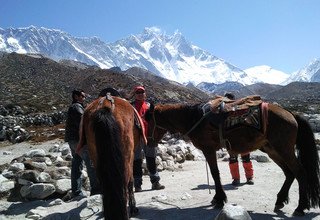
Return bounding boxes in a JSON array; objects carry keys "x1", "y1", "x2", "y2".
[{"x1": 68, "y1": 141, "x2": 100, "y2": 196}]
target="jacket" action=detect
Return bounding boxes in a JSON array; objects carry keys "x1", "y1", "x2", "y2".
[
  {"x1": 65, "y1": 101, "x2": 84, "y2": 142},
  {"x1": 132, "y1": 100, "x2": 150, "y2": 135}
]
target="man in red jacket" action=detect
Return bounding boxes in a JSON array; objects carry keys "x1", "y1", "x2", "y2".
[
  {"x1": 225, "y1": 93, "x2": 254, "y2": 186},
  {"x1": 132, "y1": 86, "x2": 165, "y2": 192}
]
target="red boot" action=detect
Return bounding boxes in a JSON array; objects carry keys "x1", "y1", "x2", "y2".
[
  {"x1": 229, "y1": 162, "x2": 240, "y2": 185},
  {"x1": 243, "y1": 161, "x2": 254, "y2": 185}
]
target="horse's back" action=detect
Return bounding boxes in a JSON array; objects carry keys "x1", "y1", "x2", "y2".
[
  {"x1": 268, "y1": 104, "x2": 297, "y2": 124},
  {"x1": 268, "y1": 103, "x2": 298, "y2": 131},
  {"x1": 83, "y1": 96, "x2": 136, "y2": 166}
]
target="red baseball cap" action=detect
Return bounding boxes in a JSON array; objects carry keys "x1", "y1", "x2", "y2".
[{"x1": 134, "y1": 86, "x2": 145, "y2": 92}]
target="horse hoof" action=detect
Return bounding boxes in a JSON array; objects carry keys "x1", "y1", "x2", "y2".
[
  {"x1": 130, "y1": 207, "x2": 139, "y2": 217},
  {"x1": 211, "y1": 199, "x2": 224, "y2": 209},
  {"x1": 274, "y1": 204, "x2": 284, "y2": 212},
  {"x1": 293, "y1": 209, "x2": 305, "y2": 216}
]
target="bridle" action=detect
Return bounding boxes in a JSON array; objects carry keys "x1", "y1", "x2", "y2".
[
  {"x1": 147, "y1": 103, "x2": 213, "y2": 141},
  {"x1": 148, "y1": 110, "x2": 167, "y2": 141}
]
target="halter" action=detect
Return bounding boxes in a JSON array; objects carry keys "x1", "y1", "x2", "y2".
[{"x1": 148, "y1": 110, "x2": 166, "y2": 141}]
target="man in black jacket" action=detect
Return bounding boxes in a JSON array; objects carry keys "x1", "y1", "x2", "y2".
[{"x1": 65, "y1": 89, "x2": 100, "y2": 198}]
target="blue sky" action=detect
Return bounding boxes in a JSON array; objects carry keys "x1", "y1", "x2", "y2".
[{"x1": 1, "y1": 0, "x2": 319, "y2": 73}]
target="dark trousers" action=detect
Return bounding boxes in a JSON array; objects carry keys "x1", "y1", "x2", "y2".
[
  {"x1": 133, "y1": 142, "x2": 160, "y2": 187},
  {"x1": 69, "y1": 141, "x2": 100, "y2": 196}
]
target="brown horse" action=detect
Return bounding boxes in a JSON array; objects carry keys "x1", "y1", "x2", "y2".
[
  {"x1": 146, "y1": 99, "x2": 320, "y2": 216},
  {"x1": 79, "y1": 95, "x2": 141, "y2": 219}
]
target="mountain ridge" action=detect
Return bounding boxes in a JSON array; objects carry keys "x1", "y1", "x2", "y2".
[
  {"x1": 0, "y1": 52, "x2": 210, "y2": 113},
  {"x1": 3, "y1": 26, "x2": 319, "y2": 86},
  {"x1": 1, "y1": 52, "x2": 319, "y2": 115}
]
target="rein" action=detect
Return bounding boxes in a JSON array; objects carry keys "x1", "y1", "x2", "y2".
[
  {"x1": 149, "y1": 103, "x2": 212, "y2": 140},
  {"x1": 148, "y1": 112, "x2": 166, "y2": 141},
  {"x1": 149, "y1": 104, "x2": 213, "y2": 195}
]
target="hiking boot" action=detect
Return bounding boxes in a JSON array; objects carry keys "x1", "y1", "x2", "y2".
[
  {"x1": 71, "y1": 193, "x2": 86, "y2": 202},
  {"x1": 63, "y1": 191, "x2": 86, "y2": 202},
  {"x1": 246, "y1": 178, "x2": 254, "y2": 185},
  {"x1": 152, "y1": 182, "x2": 165, "y2": 190},
  {"x1": 135, "y1": 186, "x2": 142, "y2": 192},
  {"x1": 90, "y1": 189, "x2": 102, "y2": 196},
  {"x1": 232, "y1": 179, "x2": 240, "y2": 186}
]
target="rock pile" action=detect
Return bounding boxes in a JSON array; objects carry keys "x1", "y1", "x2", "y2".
[
  {"x1": 0, "y1": 145, "x2": 75, "y2": 201},
  {"x1": 0, "y1": 136, "x2": 274, "y2": 205},
  {"x1": 0, "y1": 104, "x2": 65, "y2": 143},
  {"x1": 304, "y1": 113, "x2": 320, "y2": 132},
  {"x1": 0, "y1": 138, "x2": 207, "y2": 203}
]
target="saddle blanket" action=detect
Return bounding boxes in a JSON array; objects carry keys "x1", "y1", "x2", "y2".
[{"x1": 204, "y1": 95, "x2": 263, "y2": 131}]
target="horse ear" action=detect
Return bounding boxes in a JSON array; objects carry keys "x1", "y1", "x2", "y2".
[
  {"x1": 149, "y1": 102, "x2": 155, "y2": 112},
  {"x1": 145, "y1": 103, "x2": 154, "y2": 122},
  {"x1": 146, "y1": 97, "x2": 155, "y2": 111}
]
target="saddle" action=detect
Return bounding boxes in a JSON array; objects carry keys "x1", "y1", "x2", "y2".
[
  {"x1": 203, "y1": 95, "x2": 266, "y2": 149},
  {"x1": 208, "y1": 95, "x2": 262, "y2": 114}
]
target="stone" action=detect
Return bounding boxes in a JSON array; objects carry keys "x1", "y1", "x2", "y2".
[
  {"x1": 18, "y1": 170, "x2": 40, "y2": 183},
  {"x1": 24, "y1": 149, "x2": 46, "y2": 158},
  {"x1": 8, "y1": 162, "x2": 25, "y2": 172},
  {"x1": 0, "y1": 179, "x2": 15, "y2": 193},
  {"x1": 22, "y1": 183, "x2": 56, "y2": 199},
  {"x1": 215, "y1": 204, "x2": 252, "y2": 220},
  {"x1": 3, "y1": 151, "x2": 12, "y2": 155},
  {"x1": 23, "y1": 160, "x2": 47, "y2": 172},
  {"x1": 54, "y1": 179, "x2": 71, "y2": 194},
  {"x1": 252, "y1": 155, "x2": 270, "y2": 163}
]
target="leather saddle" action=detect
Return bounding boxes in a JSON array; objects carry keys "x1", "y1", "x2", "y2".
[{"x1": 202, "y1": 95, "x2": 264, "y2": 149}]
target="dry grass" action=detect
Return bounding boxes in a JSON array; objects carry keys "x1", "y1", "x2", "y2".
[{"x1": 26, "y1": 124, "x2": 65, "y2": 143}]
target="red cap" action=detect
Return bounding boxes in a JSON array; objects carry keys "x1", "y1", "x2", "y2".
[{"x1": 134, "y1": 86, "x2": 145, "y2": 92}]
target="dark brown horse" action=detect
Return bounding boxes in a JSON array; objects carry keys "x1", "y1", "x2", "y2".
[
  {"x1": 79, "y1": 95, "x2": 142, "y2": 219},
  {"x1": 146, "y1": 99, "x2": 320, "y2": 216}
]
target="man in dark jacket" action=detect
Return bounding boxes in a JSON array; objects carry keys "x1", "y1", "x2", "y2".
[{"x1": 65, "y1": 89, "x2": 100, "y2": 198}]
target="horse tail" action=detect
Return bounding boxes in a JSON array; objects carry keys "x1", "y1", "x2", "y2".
[
  {"x1": 294, "y1": 114, "x2": 320, "y2": 208},
  {"x1": 92, "y1": 107, "x2": 128, "y2": 219}
]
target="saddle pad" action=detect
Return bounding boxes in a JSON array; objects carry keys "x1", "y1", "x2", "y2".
[{"x1": 224, "y1": 105, "x2": 261, "y2": 131}]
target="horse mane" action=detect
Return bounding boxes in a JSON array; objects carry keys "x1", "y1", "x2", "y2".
[{"x1": 154, "y1": 103, "x2": 204, "y2": 134}]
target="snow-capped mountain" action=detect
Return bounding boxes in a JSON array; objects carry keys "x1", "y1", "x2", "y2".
[
  {"x1": 283, "y1": 59, "x2": 320, "y2": 84},
  {"x1": 244, "y1": 65, "x2": 289, "y2": 85},
  {"x1": 0, "y1": 26, "x2": 318, "y2": 86}
]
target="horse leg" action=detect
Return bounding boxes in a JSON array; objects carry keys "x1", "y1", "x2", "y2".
[
  {"x1": 203, "y1": 150, "x2": 227, "y2": 208},
  {"x1": 268, "y1": 148, "x2": 309, "y2": 216},
  {"x1": 274, "y1": 167, "x2": 295, "y2": 211},
  {"x1": 128, "y1": 179, "x2": 139, "y2": 217},
  {"x1": 286, "y1": 158, "x2": 309, "y2": 216},
  {"x1": 265, "y1": 150, "x2": 295, "y2": 212}
]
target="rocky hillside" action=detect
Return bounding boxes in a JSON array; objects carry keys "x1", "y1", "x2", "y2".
[
  {"x1": 0, "y1": 52, "x2": 210, "y2": 114},
  {"x1": 265, "y1": 82, "x2": 320, "y2": 101},
  {"x1": 0, "y1": 52, "x2": 210, "y2": 143}
]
